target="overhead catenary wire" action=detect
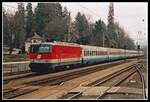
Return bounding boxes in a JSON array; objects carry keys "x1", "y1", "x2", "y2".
[
  {"x1": 3, "y1": 3, "x2": 101, "y2": 22},
  {"x1": 77, "y1": 3, "x2": 101, "y2": 18}
]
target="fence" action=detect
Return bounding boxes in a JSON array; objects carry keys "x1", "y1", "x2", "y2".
[{"x1": 3, "y1": 61, "x2": 31, "y2": 74}]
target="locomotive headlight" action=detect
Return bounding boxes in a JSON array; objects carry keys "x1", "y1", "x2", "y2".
[{"x1": 37, "y1": 54, "x2": 41, "y2": 59}]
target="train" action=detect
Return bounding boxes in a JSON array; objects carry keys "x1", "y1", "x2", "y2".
[{"x1": 28, "y1": 41, "x2": 144, "y2": 73}]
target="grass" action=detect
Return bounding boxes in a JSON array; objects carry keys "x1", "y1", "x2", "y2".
[{"x1": 3, "y1": 54, "x2": 29, "y2": 62}]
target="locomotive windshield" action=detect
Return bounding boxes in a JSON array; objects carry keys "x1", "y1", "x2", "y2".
[{"x1": 30, "y1": 44, "x2": 51, "y2": 54}]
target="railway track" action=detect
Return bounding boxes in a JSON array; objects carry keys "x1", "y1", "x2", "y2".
[
  {"x1": 3, "y1": 72, "x2": 36, "y2": 84},
  {"x1": 3, "y1": 59, "x2": 131, "y2": 83},
  {"x1": 3, "y1": 70, "x2": 31, "y2": 76},
  {"x1": 4, "y1": 59, "x2": 131, "y2": 86},
  {"x1": 61, "y1": 63, "x2": 146, "y2": 99},
  {"x1": 25, "y1": 60, "x2": 134, "y2": 86},
  {"x1": 3, "y1": 59, "x2": 143, "y2": 99},
  {"x1": 135, "y1": 63, "x2": 147, "y2": 99},
  {"x1": 3, "y1": 86, "x2": 39, "y2": 99}
]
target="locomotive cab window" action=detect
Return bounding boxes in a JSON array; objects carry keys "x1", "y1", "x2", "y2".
[
  {"x1": 39, "y1": 45, "x2": 51, "y2": 53},
  {"x1": 30, "y1": 44, "x2": 39, "y2": 53},
  {"x1": 30, "y1": 44, "x2": 51, "y2": 54}
]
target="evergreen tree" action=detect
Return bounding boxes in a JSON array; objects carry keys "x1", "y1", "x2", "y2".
[
  {"x1": 91, "y1": 19, "x2": 107, "y2": 47},
  {"x1": 14, "y1": 3, "x2": 26, "y2": 48},
  {"x1": 34, "y1": 3, "x2": 45, "y2": 36},
  {"x1": 3, "y1": 9, "x2": 15, "y2": 54},
  {"x1": 63, "y1": 8, "x2": 71, "y2": 42},
  {"x1": 108, "y1": 2, "x2": 114, "y2": 25},
  {"x1": 43, "y1": 4, "x2": 69, "y2": 41},
  {"x1": 26, "y1": 3, "x2": 34, "y2": 39},
  {"x1": 34, "y1": 3, "x2": 68, "y2": 41},
  {"x1": 3, "y1": 3, "x2": 136, "y2": 51},
  {"x1": 107, "y1": 2, "x2": 117, "y2": 47},
  {"x1": 75, "y1": 12, "x2": 90, "y2": 44},
  {"x1": 114, "y1": 22, "x2": 135, "y2": 49},
  {"x1": 3, "y1": 9, "x2": 9, "y2": 46}
]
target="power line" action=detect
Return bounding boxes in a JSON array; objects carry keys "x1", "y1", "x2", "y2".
[{"x1": 77, "y1": 3, "x2": 101, "y2": 19}]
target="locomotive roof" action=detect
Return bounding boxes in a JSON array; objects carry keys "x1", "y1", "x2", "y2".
[{"x1": 30, "y1": 41, "x2": 80, "y2": 47}]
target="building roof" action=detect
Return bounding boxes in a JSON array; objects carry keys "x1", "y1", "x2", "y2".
[
  {"x1": 25, "y1": 33, "x2": 45, "y2": 43},
  {"x1": 31, "y1": 33, "x2": 43, "y2": 39}
]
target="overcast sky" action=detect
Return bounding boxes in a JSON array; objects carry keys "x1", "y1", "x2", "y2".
[{"x1": 3, "y1": 2, "x2": 148, "y2": 46}]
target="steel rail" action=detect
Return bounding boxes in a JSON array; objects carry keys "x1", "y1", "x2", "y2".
[
  {"x1": 65, "y1": 63, "x2": 143, "y2": 99},
  {"x1": 96, "y1": 64, "x2": 145, "y2": 99},
  {"x1": 26, "y1": 60, "x2": 130, "y2": 86},
  {"x1": 3, "y1": 60, "x2": 129, "y2": 99},
  {"x1": 63, "y1": 64, "x2": 137, "y2": 99},
  {"x1": 3, "y1": 60, "x2": 141, "y2": 99},
  {"x1": 135, "y1": 63, "x2": 147, "y2": 99}
]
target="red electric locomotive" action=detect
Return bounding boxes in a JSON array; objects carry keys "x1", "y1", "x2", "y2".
[{"x1": 28, "y1": 42, "x2": 82, "y2": 73}]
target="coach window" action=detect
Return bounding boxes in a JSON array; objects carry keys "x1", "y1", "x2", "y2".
[
  {"x1": 86, "y1": 51, "x2": 87, "y2": 56},
  {"x1": 90, "y1": 51, "x2": 91, "y2": 56},
  {"x1": 100, "y1": 51, "x2": 102, "y2": 55},
  {"x1": 103, "y1": 51, "x2": 105, "y2": 55},
  {"x1": 86, "y1": 51, "x2": 88, "y2": 56},
  {"x1": 87, "y1": 51, "x2": 89, "y2": 56},
  {"x1": 84, "y1": 51, "x2": 86, "y2": 56},
  {"x1": 89, "y1": 51, "x2": 91, "y2": 56}
]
